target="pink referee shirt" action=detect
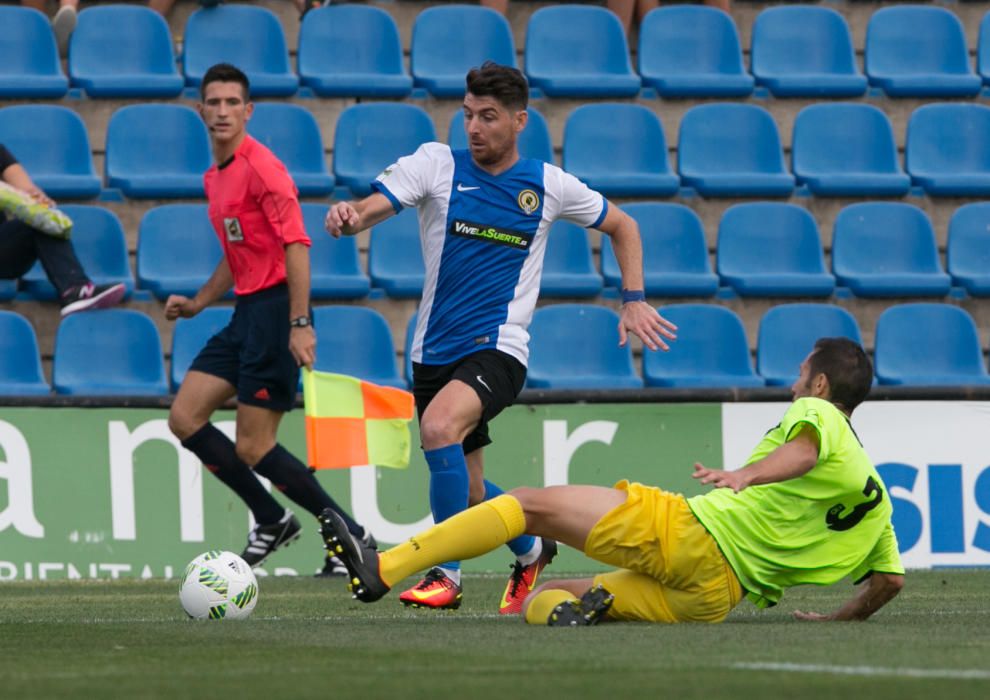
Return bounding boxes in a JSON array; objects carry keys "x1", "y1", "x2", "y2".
[{"x1": 204, "y1": 135, "x2": 310, "y2": 295}]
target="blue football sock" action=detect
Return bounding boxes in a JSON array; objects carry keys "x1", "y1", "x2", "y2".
[
  {"x1": 484, "y1": 480, "x2": 537, "y2": 559},
  {"x1": 425, "y1": 444, "x2": 469, "y2": 572}
]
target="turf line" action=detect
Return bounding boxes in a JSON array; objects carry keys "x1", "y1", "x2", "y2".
[{"x1": 732, "y1": 662, "x2": 990, "y2": 680}]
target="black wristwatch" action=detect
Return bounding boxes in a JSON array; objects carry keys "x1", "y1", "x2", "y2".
[{"x1": 289, "y1": 316, "x2": 312, "y2": 328}]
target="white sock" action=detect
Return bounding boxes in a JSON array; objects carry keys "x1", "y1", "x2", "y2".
[
  {"x1": 439, "y1": 566, "x2": 461, "y2": 585},
  {"x1": 515, "y1": 538, "x2": 543, "y2": 567}
]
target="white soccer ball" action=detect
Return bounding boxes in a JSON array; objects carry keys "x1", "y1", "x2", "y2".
[{"x1": 179, "y1": 550, "x2": 259, "y2": 620}]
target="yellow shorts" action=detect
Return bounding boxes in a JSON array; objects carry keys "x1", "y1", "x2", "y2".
[{"x1": 585, "y1": 480, "x2": 743, "y2": 623}]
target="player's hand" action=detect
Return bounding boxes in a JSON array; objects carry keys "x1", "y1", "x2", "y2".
[
  {"x1": 164, "y1": 295, "x2": 200, "y2": 321},
  {"x1": 27, "y1": 188, "x2": 55, "y2": 208},
  {"x1": 324, "y1": 202, "x2": 359, "y2": 239},
  {"x1": 618, "y1": 301, "x2": 677, "y2": 351},
  {"x1": 692, "y1": 462, "x2": 748, "y2": 493},
  {"x1": 792, "y1": 610, "x2": 833, "y2": 622},
  {"x1": 289, "y1": 326, "x2": 316, "y2": 369}
]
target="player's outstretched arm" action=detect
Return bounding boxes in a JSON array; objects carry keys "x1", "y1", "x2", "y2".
[
  {"x1": 794, "y1": 572, "x2": 904, "y2": 622},
  {"x1": 324, "y1": 193, "x2": 396, "y2": 238},
  {"x1": 693, "y1": 424, "x2": 821, "y2": 493},
  {"x1": 164, "y1": 259, "x2": 233, "y2": 321}
]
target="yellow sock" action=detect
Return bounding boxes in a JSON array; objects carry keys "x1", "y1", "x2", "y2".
[
  {"x1": 524, "y1": 589, "x2": 577, "y2": 625},
  {"x1": 379, "y1": 494, "x2": 527, "y2": 587}
]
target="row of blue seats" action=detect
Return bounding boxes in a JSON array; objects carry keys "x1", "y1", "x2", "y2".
[
  {"x1": 6, "y1": 4, "x2": 990, "y2": 100},
  {"x1": 2, "y1": 201, "x2": 987, "y2": 304},
  {"x1": 9, "y1": 99, "x2": 990, "y2": 200},
  {"x1": 2, "y1": 301, "x2": 988, "y2": 397}
]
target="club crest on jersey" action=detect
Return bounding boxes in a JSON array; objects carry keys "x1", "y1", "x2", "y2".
[
  {"x1": 224, "y1": 217, "x2": 244, "y2": 242},
  {"x1": 517, "y1": 189, "x2": 540, "y2": 215}
]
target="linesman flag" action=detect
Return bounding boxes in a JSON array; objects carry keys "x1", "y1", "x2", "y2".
[{"x1": 302, "y1": 368, "x2": 415, "y2": 470}]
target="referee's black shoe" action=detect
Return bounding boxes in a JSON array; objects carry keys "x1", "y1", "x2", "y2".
[
  {"x1": 319, "y1": 508, "x2": 390, "y2": 602},
  {"x1": 547, "y1": 584, "x2": 614, "y2": 626},
  {"x1": 240, "y1": 510, "x2": 302, "y2": 567}
]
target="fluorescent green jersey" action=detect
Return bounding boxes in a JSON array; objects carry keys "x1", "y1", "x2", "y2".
[{"x1": 688, "y1": 397, "x2": 904, "y2": 608}]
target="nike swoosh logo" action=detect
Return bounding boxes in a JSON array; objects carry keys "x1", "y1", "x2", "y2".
[
  {"x1": 408, "y1": 586, "x2": 455, "y2": 601},
  {"x1": 457, "y1": 183, "x2": 480, "y2": 192},
  {"x1": 476, "y1": 375, "x2": 491, "y2": 392}
]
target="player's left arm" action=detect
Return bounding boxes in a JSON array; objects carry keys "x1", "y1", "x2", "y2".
[
  {"x1": 793, "y1": 571, "x2": 904, "y2": 622},
  {"x1": 285, "y1": 241, "x2": 315, "y2": 369},
  {"x1": 597, "y1": 203, "x2": 677, "y2": 351},
  {"x1": 693, "y1": 423, "x2": 821, "y2": 492}
]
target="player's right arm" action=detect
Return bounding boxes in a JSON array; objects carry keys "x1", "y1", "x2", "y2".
[
  {"x1": 164, "y1": 258, "x2": 233, "y2": 321},
  {"x1": 324, "y1": 193, "x2": 397, "y2": 238}
]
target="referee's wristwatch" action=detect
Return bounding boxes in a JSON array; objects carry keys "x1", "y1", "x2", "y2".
[{"x1": 289, "y1": 316, "x2": 312, "y2": 328}]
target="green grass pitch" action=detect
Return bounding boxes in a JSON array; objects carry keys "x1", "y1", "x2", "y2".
[{"x1": 1, "y1": 570, "x2": 988, "y2": 699}]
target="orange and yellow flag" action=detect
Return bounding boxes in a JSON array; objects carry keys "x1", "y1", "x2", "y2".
[{"x1": 302, "y1": 368, "x2": 415, "y2": 470}]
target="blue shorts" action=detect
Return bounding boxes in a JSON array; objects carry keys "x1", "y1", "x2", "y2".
[{"x1": 189, "y1": 284, "x2": 299, "y2": 413}]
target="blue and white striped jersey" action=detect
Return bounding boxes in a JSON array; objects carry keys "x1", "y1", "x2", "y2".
[{"x1": 372, "y1": 143, "x2": 607, "y2": 367}]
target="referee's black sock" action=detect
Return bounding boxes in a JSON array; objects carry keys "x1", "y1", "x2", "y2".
[
  {"x1": 253, "y1": 444, "x2": 365, "y2": 537},
  {"x1": 181, "y1": 423, "x2": 285, "y2": 525}
]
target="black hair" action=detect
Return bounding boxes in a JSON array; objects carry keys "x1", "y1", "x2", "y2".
[
  {"x1": 465, "y1": 61, "x2": 528, "y2": 112},
  {"x1": 200, "y1": 63, "x2": 250, "y2": 101},
  {"x1": 808, "y1": 337, "x2": 873, "y2": 413}
]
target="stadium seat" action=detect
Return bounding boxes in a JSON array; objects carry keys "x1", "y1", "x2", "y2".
[
  {"x1": 0, "y1": 6, "x2": 68, "y2": 98},
  {"x1": 756, "y1": 304, "x2": 863, "y2": 386},
  {"x1": 183, "y1": 5, "x2": 298, "y2": 97},
  {"x1": 750, "y1": 6, "x2": 866, "y2": 97},
  {"x1": 247, "y1": 103, "x2": 334, "y2": 197},
  {"x1": 53, "y1": 309, "x2": 168, "y2": 396},
  {"x1": 68, "y1": 5, "x2": 183, "y2": 98},
  {"x1": 792, "y1": 103, "x2": 910, "y2": 197},
  {"x1": 562, "y1": 104, "x2": 679, "y2": 197},
  {"x1": 865, "y1": 6, "x2": 981, "y2": 97},
  {"x1": 947, "y1": 203, "x2": 990, "y2": 296},
  {"x1": 298, "y1": 5, "x2": 412, "y2": 97},
  {"x1": 333, "y1": 103, "x2": 436, "y2": 198},
  {"x1": 525, "y1": 6, "x2": 641, "y2": 98},
  {"x1": 105, "y1": 104, "x2": 210, "y2": 198},
  {"x1": 170, "y1": 306, "x2": 233, "y2": 392},
  {"x1": 367, "y1": 208, "x2": 425, "y2": 298},
  {"x1": 448, "y1": 107, "x2": 554, "y2": 163},
  {"x1": 20, "y1": 205, "x2": 133, "y2": 301},
  {"x1": 874, "y1": 304, "x2": 990, "y2": 386},
  {"x1": 300, "y1": 204, "x2": 369, "y2": 299},
  {"x1": 527, "y1": 304, "x2": 642, "y2": 389},
  {"x1": 678, "y1": 103, "x2": 794, "y2": 197},
  {"x1": 979, "y1": 13, "x2": 990, "y2": 86},
  {"x1": 717, "y1": 203, "x2": 834, "y2": 297},
  {"x1": 137, "y1": 204, "x2": 223, "y2": 300},
  {"x1": 0, "y1": 280, "x2": 15, "y2": 301},
  {"x1": 832, "y1": 203, "x2": 951, "y2": 297},
  {"x1": 637, "y1": 6, "x2": 753, "y2": 97},
  {"x1": 600, "y1": 203, "x2": 718, "y2": 297},
  {"x1": 539, "y1": 221, "x2": 603, "y2": 298},
  {"x1": 0, "y1": 311, "x2": 50, "y2": 396},
  {"x1": 644, "y1": 304, "x2": 764, "y2": 388},
  {"x1": 411, "y1": 6, "x2": 515, "y2": 97},
  {"x1": 905, "y1": 104, "x2": 990, "y2": 197},
  {"x1": 0, "y1": 105, "x2": 101, "y2": 199},
  {"x1": 311, "y1": 307, "x2": 406, "y2": 389}
]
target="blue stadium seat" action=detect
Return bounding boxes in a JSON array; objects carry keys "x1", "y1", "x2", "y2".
[
  {"x1": 53, "y1": 309, "x2": 168, "y2": 396},
  {"x1": 874, "y1": 304, "x2": 990, "y2": 386},
  {"x1": 368, "y1": 208, "x2": 424, "y2": 298},
  {"x1": 183, "y1": 5, "x2": 298, "y2": 97},
  {"x1": 448, "y1": 107, "x2": 554, "y2": 163},
  {"x1": 0, "y1": 311, "x2": 50, "y2": 396},
  {"x1": 638, "y1": 6, "x2": 753, "y2": 97},
  {"x1": 756, "y1": 304, "x2": 863, "y2": 386},
  {"x1": 68, "y1": 5, "x2": 183, "y2": 98},
  {"x1": 601, "y1": 203, "x2": 718, "y2": 297},
  {"x1": 750, "y1": 6, "x2": 866, "y2": 97},
  {"x1": 170, "y1": 306, "x2": 234, "y2": 392},
  {"x1": 137, "y1": 204, "x2": 223, "y2": 300},
  {"x1": 0, "y1": 105, "x2": 101, "y2": 199},
  {"x1": 247, "y1": 103, "x2": 334, "y2": 197},
  {"x1": 21, "y1": 205, "x2": 133, "y2": 301},
  {"x1": 539, "y1": 221, "x2": 603, "y2": 298},
  {"x1": 404, "y1": 311, "x2": 417, "y2": 388},
  {"x1": 644, "y1": 304, "x2": 764, "y2": 388},
  {"x1": 562, "y1": 104, "x2": 679, "y2": 197},
  {"x1": 832, "y1": 203, "x2": 951, "y2": 298},
  {"x1": 333, "y1": 103, "x2": 436, "y2": 198},
  {"x1": 298, "y1": 5, "x2": 411, "y2": 98},
  {"x1": 906, "y1": 104, "x2": 990, "y2": 197},
  {"x1": 792, "y1": 103, "x2": 910, "y2": 197},
  {"x1": 300, "y1": 204, "x2": 369, "y2": 299},
  {"x1": 0, "y1": 6, "x2": 68, "y2": 98},
  {"x1": 866, "y1": 6, "x2": 981, "y2": 97},
  {"x1": 411, "y1": 6, "x2": 515, "y2": 97},
  {"x1": 717, "y1": 203, "x2": 834, "y2": 297},
  {"x1": 525, "y1": 6, "x2": 641, "y2": 98},
  {"x1": 979, "y1": 12, "x2": 990, "y2": 86},
  {"x1": 527, "y1": 304, "x2": 641, "y2": 389},
  {"x1": 311, "y1": 306, "x2": 406, "y2": 389},
  {"x1": 947, "y1": 203, "x2": 990, "y2": 296},
  {"x1": 105, "y1": 104, "x2": 210, "y2": 198},
  {"x1": 0, "y1": 280, "x2": 15, "y2": 301},
  {"x1": 678, "y1": 103, "x2": 794, "y2": 197}
]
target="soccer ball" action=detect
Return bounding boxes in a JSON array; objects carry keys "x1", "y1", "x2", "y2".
[{"x1": 179, "y1": 550, "x2": 259, "y2": 620}]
